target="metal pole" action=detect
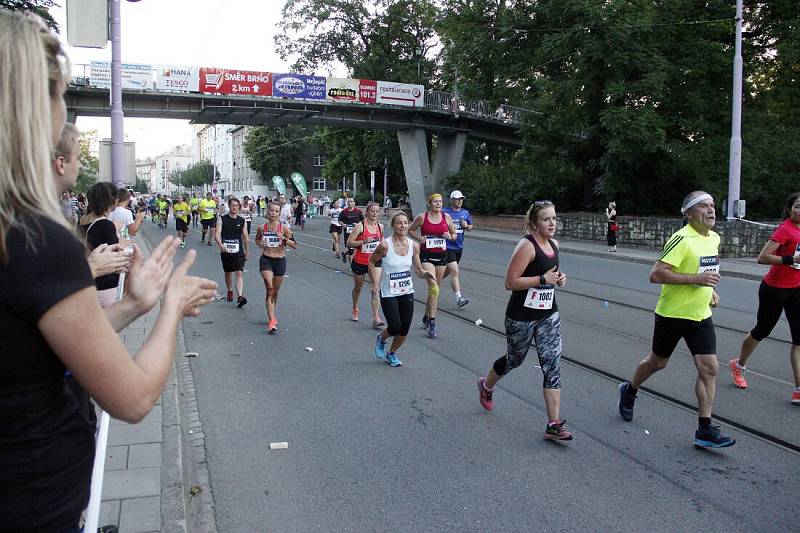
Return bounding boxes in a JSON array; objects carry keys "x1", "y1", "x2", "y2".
[
  {"x1": 110, "y1": 0, "x2": 124, "y2": 186},
  {"x1": 383, "y1": 155, "x2": 388, "y2": 206},
  {"x1": 727, "y1": 0, "x2": 743, "y2": 219}
]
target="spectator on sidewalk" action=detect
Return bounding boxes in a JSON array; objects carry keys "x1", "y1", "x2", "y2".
[
  {"x1": 605, "y1": 201, "x2": 618, "y2": 252},
  {"x1": 80, "y1": 182, "x2": 122, "y2": 308},
  {"x1": 110, "y1": 187, "x2": 145, "y2": 238},
  {"x1": 0, "y1": 12, "x2": 217, "y2": 531}
]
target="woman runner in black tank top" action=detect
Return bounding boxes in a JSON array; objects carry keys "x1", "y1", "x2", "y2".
[
  {"x1": 476, "y1": 201, "x2": 574, "y2": 441},
  {"x1": 215, "y1": 197, "x2": 249, "y2": 306}
]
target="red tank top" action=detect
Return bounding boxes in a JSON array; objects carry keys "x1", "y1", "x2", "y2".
[
  {"x1": 420, "y1": 211, "x2": 448, "y2": 252},
  {"x1": 354, "y1": 222, "x2": 383, "y2": 265},
  {"x1": 261, "y1": 222, "x2": 285, "y2": 250}
]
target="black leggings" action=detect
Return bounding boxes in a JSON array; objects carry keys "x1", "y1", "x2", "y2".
[
  {"x1": 750, "y1": 281, "x2": 800, "y2": 344},
  {"x1": 380, "y1": 294, "x2": 414, "y2": 337}
]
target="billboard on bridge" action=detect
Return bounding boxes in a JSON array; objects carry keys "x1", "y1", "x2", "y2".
[
  {"x1": 90, "y1": 61, "x2": 152, "y2": 90},
  {"x1": 272, "y1": 73, "x2": 326, "y2": 100},
  {"x1": 326, "y1": 77, "x2": 359, "y2": 103},
  {"x1": 155, "y1": 66, "x2": 199, "y2": 92},
  {"x1": 199, "y1": 68, "x2": 272, "y2": 96},
  {"x1": 376, "y1": 81, "x2": 424, "y2": 107}
]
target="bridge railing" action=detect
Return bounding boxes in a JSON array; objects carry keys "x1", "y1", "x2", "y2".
[{"x1": 423, "y1": 90, "x2": 539, "y2": 126}]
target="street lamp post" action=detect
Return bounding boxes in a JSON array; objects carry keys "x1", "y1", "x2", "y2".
[
  {"x1": 727, "y1": 0, "x2": 744, "y2": 219},
  {"x1": 415, "y1": 46, "x2": 423, "y2": 79}
]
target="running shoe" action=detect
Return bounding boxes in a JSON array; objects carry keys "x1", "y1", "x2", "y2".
[
  {"x1": 728, "y1": 359, "x2": 748, "y2": 389},
  {"x1": 694, "y1": 425, "x2": 735, "y2": 448},
  {"x1": 351, "y1": 307, "x2": 359, "y2": 321},
  {"x1": 422, "y1": 316, "x2": 430, "y2": 330},
  {"x1": 180, "y1": 240, "x2": 186, "y2": 249},
  {"x1": 207, "y1": 240, "x2": 213, "y2": 246},
  {"x1": 618, "y1": 381, "x2": 636, "y2": 422},
  {"x1": 544, "y1": 420, "x2": 574, "y2": 441},
  {"x1": 385, "y1": 352, "x2": 402, "y2": 367},
  {"x1": 792, "y1": 390, "x2": 800, "y2": 405},
  {"x1": 236, "y1": 296, "x2": 247, "y2": 308},
  {"x1": 427, "y1": 320, "x2": 437, "y2": 338},
  {"x1": 457, "y1": 296, "x2": 469, "y2": 307},
  {"x1": 372, "y1": 319, "x2": 385, "y2": 329},
  {"x1": 267, "y1": 318, "x2": 278, "y2": 334},
  {"x1": 226, "y1": 290, "x2": 233, "y2": 302},
  {"x1": 477, "y1": 377, "x2": 493, "y2": 411},
  {"x1": 374, "y1": 334, "x2": 386, "y2": 359},
  {"x1": 342, "y1": 251, "x2": 347, "y2": 264}
]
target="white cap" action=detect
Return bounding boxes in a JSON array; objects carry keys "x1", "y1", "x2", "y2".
[{"x1": 450, "y1": 190, "x2": 465, "y2": 199}]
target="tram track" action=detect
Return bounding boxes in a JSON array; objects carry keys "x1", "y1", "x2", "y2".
[{"x1": 287, "y1": 245, "x2": 800, "y2": 455}]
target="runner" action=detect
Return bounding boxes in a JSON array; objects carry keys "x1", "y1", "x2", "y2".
[
  {"x1": 199, "y1": 192, "x2": 217, "y2": 246},
  {"x1": 409, "y1": 193, "x2": 457, "y2": 338},
  {"x1": 339, "y1": 197, "x2": 364, "y2": 265},
  {"x1": 328, "y1": 200, "x2": 343, "y2": 258},
  {"x1": 172, "y1": 195, "x2": 191, "y2": 248},
  {"x1": 157, "y1": 195, "x2": 169, "y2": 229},
  {"x1": 476, "y1": 200, "x2": 573, "y2": 441},
  {"x1": 214, "y1": 197, "x2": 249, "y2": 307},
  {"x1": 729, "y1": 192, "x2": 800, "y2": 404},
  {"x1": 369, "y1": 212, "x2": 436, "y2": 367},
  {"x1": 617, "y1": 191, "x2": 735, "y2": 448},
  {"x1": 255, "y1": 201, "x2": 297, "y2": 333},
  {"x1": 258, "y1": 195, "x2": 267, "y2": 218},
  {"x1": 346, "y1": 202, "x2": 385, "y2": 326},
  {"x1": 189, "y1": 192, "x2": 200, "y2": 228},
  {"x1": 241, "y1": 195, "x2": 253, "y2": 235},
  {"x1": 278, "y1": 194, "x2": 292, "y2": 227},
  {"x1": 442, "y1": 190, "x2": 474, "y2": 307},
  {"x1": 149, "y1": 194, "x2": 159, "y2": 224}
]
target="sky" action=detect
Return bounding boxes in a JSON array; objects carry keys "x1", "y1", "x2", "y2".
[{"x1": 52, "y1": 0, "x2": 343, "y2": 159}]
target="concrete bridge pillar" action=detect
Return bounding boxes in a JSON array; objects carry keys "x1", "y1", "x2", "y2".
[
  {"x1": 397, "y1": 128, "x2": 431, "y2": 217},
  {"x1": 397, "y1": 129, "x2": 467, "y2": 217},
  {"x1": 430, "y1": 132, "x2": 467, "y2": 195}
]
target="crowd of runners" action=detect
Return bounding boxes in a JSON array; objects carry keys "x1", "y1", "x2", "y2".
[{"x1": 139, "y1": 184, "x2": 800, "y2": 449}]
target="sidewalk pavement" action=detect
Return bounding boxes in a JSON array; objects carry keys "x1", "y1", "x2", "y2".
[{"x1": 468, "y1": 227, "x2": 768, "y2": 282}]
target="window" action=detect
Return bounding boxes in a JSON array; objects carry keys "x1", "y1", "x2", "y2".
[
  {"x1": 313, "y1": 178, "x2": 326, "y2": 191},
  {"x1": 313, "y1": 155, "x2": 325, "y2": 167}
]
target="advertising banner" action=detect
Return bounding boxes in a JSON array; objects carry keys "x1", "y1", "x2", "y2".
[
  {"x1": 272, "y1": 73, "x2": 326, "y2": 100},
  {"x1": 272, "y1": 176, "x2": 286, "y2": 195},
  {"x1": 326, "y1": 77, "x2": 359, "y2": 103},
  {"x1": 155, "y1": 65, "x2": 199, "y2": 92},
  {"x1": 199, "y1": 68, "x2": 272, "y2": 96},
  {"x1": 359, "y1": 80, "x2": 377, "y2": 104},
  {"x1": 290, "y1": 172, "x2": 308, "y2": 198},
  {"x1": 90, "y1": 61, "x2": 151, "y2": 90},
  {"x1": 376, "y1": 81, "x2": 424, "y2": 107}
]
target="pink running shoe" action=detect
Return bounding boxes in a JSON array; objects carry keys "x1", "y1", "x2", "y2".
[
  {"x1": 791, "y1": 390, "x2": 800, "y2": 405},
  {"x1": 729, "y1": 359, "x2": 748, "y2": 389},
  {"x1": 544, "y1": 420, "x2": 573, "y2": 441},
  {"x1": 477, "y1": 377, "x2": 493, "y2": 411}
]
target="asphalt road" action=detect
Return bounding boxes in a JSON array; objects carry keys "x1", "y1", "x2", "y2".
[{"x1": 142, "y1": 215, "x2": 799, "y2": 533}]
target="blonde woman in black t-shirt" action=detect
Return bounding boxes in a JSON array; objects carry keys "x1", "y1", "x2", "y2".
[{"x1": 0, "y1": 12, "x2": 216, "y2": 531}]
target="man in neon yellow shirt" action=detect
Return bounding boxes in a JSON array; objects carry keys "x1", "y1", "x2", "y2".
[
  {"x1": 157, "y1": 196, "x2": 169, "y2": 229},
  {"x1": 618, "y1": 191, "x2": 734, "y2": 449},
  {"x1": 199, "y1": 192, "x2": 217, "y2": 246},
  {"x1": 189, "y1": 192, "x2": 200, "y2": 228},
  {"x1": 172, "y1": 195, "x2": 191, "y2": 248}
]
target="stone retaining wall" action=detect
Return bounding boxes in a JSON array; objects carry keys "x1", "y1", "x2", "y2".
[{"x1": 472, "y1": 213, "x2": 778, "y2": 258}]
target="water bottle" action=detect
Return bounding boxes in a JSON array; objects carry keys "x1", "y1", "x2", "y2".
[{"x1": 602, "y1": 301, "x2": 609, "y2": 309}]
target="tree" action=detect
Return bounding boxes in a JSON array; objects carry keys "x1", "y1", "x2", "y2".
[
  {"x1": 73, "y1": 130, "x2": 99, "y2": 193},
  {"x1": 133, "y1": 178, "x2": 149, "y2": 194},
  {"x1": 0, "y1": 0, "x2": 59, "y2": 31},
  {"x1": 243, "y1": 125, "x2": 308, "y2": 179},
  {"x1": 171, "y1": 161, "x2": 215, "y2": 190}
]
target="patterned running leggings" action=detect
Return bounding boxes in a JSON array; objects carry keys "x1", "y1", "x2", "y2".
[{"x1": 492, "y1": 313, "x2": 562, "y2": 389}]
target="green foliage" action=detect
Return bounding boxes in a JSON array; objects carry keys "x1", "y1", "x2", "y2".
[
  {"x1": 133, "y1": 178, "x2": 149, "y2": 194},
  {"x1": 73, "y1": 130, "x2": 99, "y2": 193},
  {"x1": 1, "y1": 0, "x2": 59, "y2": 31},
  {"x1": 171, "y1": 161, "x2": 215, "y2": 189},
  {"x1": 244, "y1": 126, "x2": 308, "y2": 179}
]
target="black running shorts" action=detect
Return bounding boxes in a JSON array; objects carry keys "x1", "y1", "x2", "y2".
[
  {"x1": 652, "y1": 313, "x2": 716, "y2": 357},
  {"x1": 420, "y1": 250, "x2": 447, "y2": 266},
  {"x1": 259, "y1": 255, "x2": 286, "y2": 276},
  {"x1": 220, "y1": 252, "x2": 244, "y2": 273},
  {"x1": 446, "y1": 249, "x2": 463, "y2": 264}
]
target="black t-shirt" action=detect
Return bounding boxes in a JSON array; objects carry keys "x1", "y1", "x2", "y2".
[
  {"x1": 80, "y1": 218, "x2": 120, "y2": 290},
  {"x1": 0, "y1": 214, "x2": 95, "y2": 531},
  {"x1": 220, "y1": 214, "x2": 245, "y2": 256},
  {"x1": 340, "y1": 208, "x2": 364, "y2": 237}
]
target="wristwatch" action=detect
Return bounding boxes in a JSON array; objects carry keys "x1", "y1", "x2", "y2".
[{"x1": 539, "y1": 275, "x2": 546, "y2": 286}]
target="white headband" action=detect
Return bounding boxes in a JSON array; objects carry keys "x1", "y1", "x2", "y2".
[{"x1": 681, "y1": 193, "x2": 712, "y2": 214}]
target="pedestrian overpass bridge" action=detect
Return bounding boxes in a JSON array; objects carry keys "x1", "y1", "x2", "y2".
[{"x1": 65, "y1": 85, "x2": 539, "y2": 214}]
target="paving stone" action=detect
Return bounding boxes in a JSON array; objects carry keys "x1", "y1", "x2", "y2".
[
  {"x1": 104, "y1": 445, "x2": 129, "y2": 471},
  {"x1": 107, "y1": 422, "x2": 162, "y2": 446},
  {"x1": 101, "y1": 467, "x2": 160, "y2": 500},
  {"x1": 128, "y1": 443, "x2": 161, "y2": 469},
  {"x1": 119, "y1": 496, "x2": 160, "y2": 533},
  {"x1": 99, "y1": 499, "x2": 121, "y2": 528}
]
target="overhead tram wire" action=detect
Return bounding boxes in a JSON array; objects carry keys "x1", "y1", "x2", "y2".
[{"x1": 283, "y1": 242, "x2": 800, "y2": 455}]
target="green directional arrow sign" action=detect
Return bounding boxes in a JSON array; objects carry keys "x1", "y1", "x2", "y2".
[
  {"x1": 272, "y1": 175, "x2": 286, "y2": 195},
  {"x1": 290, "y1": 172, "x2": 308, "y2": 198}
]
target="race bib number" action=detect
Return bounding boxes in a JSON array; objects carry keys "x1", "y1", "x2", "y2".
[
  {"x1": 523, "y1": 285, "x2": 555, "y2": 310},
  {"x1": 264, "y1": 232, "x2": 282, "y2": 248},
  {"x1": 331, "y1": 214, "x2": 339, "y2": 224},
  {"x1": 388, "y1": 271, "x2": 413, "y2": 295},
  {"x1": 453, "y1": 220, "x2": 464, "y2": 234},
  {"x1": 793, "y1": 244, "x2": 800, "y2": 270},
  {"x1": 206, "y1": 207, "x2": 215, "y2": 215},
  {"x1": 362, "y1": 240, "x2": 379, "y2": 254},
  {"x1": 175, "y1": 210, "x2": 185, "y2": 217},
  {"x1": 223, "y1": 239, "x2": 240, "y2": 254},
  {"x1": 698, "y1": 256, "x2": 720, "y2": 275},
  {"x1": 345, "y1": 224, "x2": 355, "y2": 234},
  {"x1": 425, "y1": 236, "x2": 446, "y2": 249}
]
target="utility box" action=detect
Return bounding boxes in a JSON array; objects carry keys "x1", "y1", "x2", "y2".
[
  {"x1": 66, "y1": 0, "x2": 108, "y2": 48},
  {"x1": 734, "y1": 199, "x2": 746, "y2": 218}
]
